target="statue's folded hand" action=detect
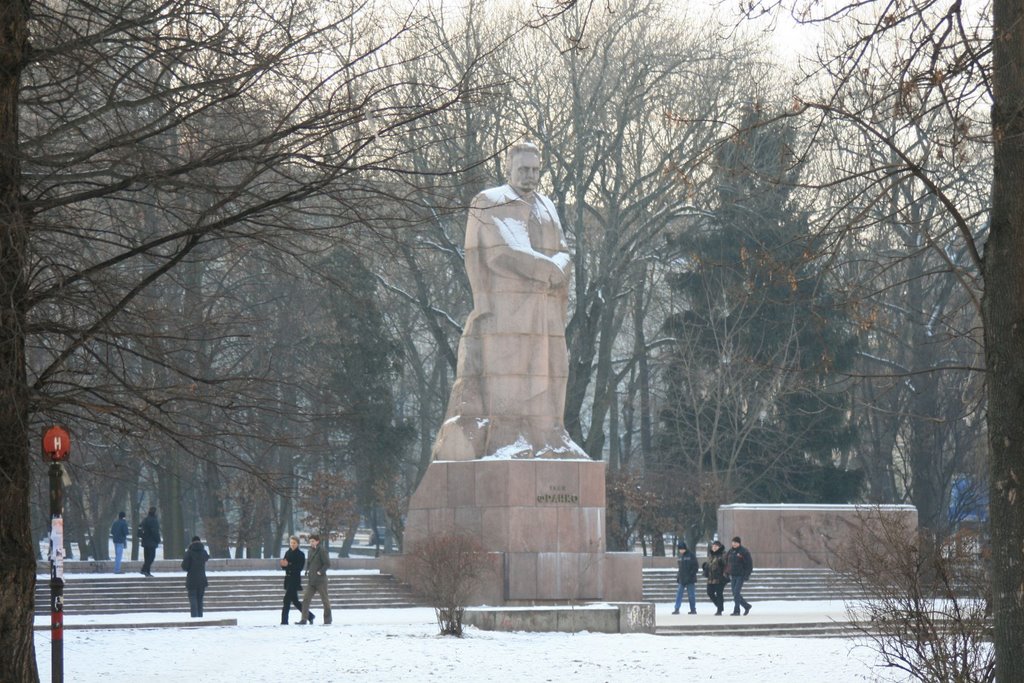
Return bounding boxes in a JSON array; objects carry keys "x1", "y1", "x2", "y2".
[{"x1": 546, "y1": 261, "x2": 568, "y2": 289}]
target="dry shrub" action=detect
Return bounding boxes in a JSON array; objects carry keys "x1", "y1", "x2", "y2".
[
  {"x1": 833, "y1": 507, "x2": 993, "y2": 683},
  {"x1": 405, "y1": 533, "x2": 492, "y2": 636},
  {"x1": 298, "y1": 472, "x2": 358, "y2": 545}
]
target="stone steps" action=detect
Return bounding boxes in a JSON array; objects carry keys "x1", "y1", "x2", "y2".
[
  {"x1": 36, "y1": 564, "x2": 863, "y2": 616},
  {"x1": 34, "y1": 573, "x2": 423, "y2": 615},
  {"x1": 643, "y1": 568, "x2": 865, "y2": 602}
]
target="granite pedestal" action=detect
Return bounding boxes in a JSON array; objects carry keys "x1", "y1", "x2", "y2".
[
  {"x1": 718, "y1": 503, "x2": 919, "y2": 568},
  {"x1": 397, "y1": 459, "x2": 641, "y2": 605}
]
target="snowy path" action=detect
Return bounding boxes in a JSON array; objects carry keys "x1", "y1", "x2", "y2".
[{"x1": 33, "y1": 603, "x2": 905, "y2": 682}]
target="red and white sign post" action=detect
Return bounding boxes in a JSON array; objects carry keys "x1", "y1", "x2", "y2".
[{"x1": 42, "y1": 426, "x2": 70, "y2": 683}]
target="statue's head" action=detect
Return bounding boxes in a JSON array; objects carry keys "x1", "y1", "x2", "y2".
[{"x1": 505, "y1": 141, "x2": 541, "y2": 195}]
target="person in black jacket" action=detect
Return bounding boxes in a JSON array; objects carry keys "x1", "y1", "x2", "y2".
[
  {"x1": 672, "y1": 542, "x2": 700, "y2": 615},
  {"x1": 180, "y1": 536, "x2": 209, "y2": 618},
  {"x1": 280, "y1": 535, "x2": 314, "y2": 625},
  {"x1": 702, "y1": 539, "x2": 727, "y2": 615},
  {"x1": 139, "y1": 507, "x2": 161, "y2": 577},
  {"x1": 724, "y1": 536, "x2": 753, "y2": 616}
]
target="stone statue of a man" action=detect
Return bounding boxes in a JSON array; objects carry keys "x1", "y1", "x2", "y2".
[{"x1": 432, "y1": 142, "x2": 587, "y2": 460}]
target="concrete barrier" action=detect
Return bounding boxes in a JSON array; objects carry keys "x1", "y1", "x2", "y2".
[{"x1": 463, "y1": 602, "x2": 655, "y2": 634}]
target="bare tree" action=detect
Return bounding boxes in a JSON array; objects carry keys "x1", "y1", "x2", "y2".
[
  {"x1": 834, "y1": 507, "x2": 993, "y2": 683},
  {"x1": 405, "y1": 533, "x2": 492, "y2": 636},
  {"x1": 364, "y1": 1, "x2": 517, "y2": 502},
  {"x1": 731, "y1": 0, "x2": 1021, "y2": 676},
  {"x1": 0, "y1": 0, "x2": 476, "y2": 677},
  {"x1": 298, "y1": 471, "x2": 358, "y2": 550},
  {"x1": 509, "y1": 0, "x2": 772, "y2": 460},
  {"x1": 786, "y1": 16, "x2": 991, "y2": 533}
]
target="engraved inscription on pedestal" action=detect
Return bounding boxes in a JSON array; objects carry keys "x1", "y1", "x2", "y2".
[{"x1": 537, "y1": 485, "x2": 579, "y2": 505}]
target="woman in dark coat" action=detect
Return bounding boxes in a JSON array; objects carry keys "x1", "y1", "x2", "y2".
[
  {"x1": 280, "y1": 535, "x2": 310, "y2": 625},
  {"x1": 702, "y1": 539, "x2": 727, "y2": 616},
  {"x1": 180, "y1": 536, "x2": 209, "y2": 618},
  {"x1": 139, "y1": 507, "x2": 161, "y2": 577}
]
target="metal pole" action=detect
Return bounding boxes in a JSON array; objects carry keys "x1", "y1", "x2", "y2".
[{"x1": 49, "y1": 462, "x2": 65, "y2": 683}]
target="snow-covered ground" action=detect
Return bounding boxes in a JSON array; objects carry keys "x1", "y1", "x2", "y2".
[{"x1": 34, "y1": 600, "x2": 907, "y2": 682}]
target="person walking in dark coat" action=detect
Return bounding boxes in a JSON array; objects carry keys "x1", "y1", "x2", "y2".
[
  {"x1": 139, "y1": 507, "x2": 161, "y2": 577},
  {"x1": 672, "y1": 542, "x2": 699, "y2": 614},
  {"x1": 702, "y1": 539, "x2": 727, "y2": 615},
  {"x1": 110, "y1": 512, "x2": 129, "y2": 574},
  {"x1": 280, "y1": 535, "x2": 314, "y2": 625},
  {"x1": 180, "y1": 536, "x2": 209, "y2": 618},
  {"x1": 724, "y1": 536, "x2": 753, "y2": 616},
  {"x1": 298, "y1": 534, "x2": 332, "y2": 625}
]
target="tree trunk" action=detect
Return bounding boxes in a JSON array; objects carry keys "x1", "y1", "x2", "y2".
[
  {"x1": 337, "y1": 517, "x2": 359, "y2": 558},
  {"x1": 605, "y1": 479, "x2": 629, "y2": 551},
  {"x1": 130, "y1": 486, "x2": 141, "y2": 561},
  {"x1": 268, "y1": 489, "x2": 288, "y2": 559},
  {"x1": 0, "y1": 0, "x2": 38, "y2": 678},
  {"x1": 200, "y1": 458, "x2": 230, "y2": 558},
  {"x1": 987, "y1": 2, "x2": 1024, "y2": 679},
  {"x1": 258, "y1": 514, "x2": 272, "y2": 559},
  {"x1": 631, "y1": 267, "x2": 653, "y2": 495},
  {"x1": 651, "y1": 529, "x2": 666, "y2": 557},
  {"x1": 157, "y1": 462, "x2": 185, "y2": 560},
  {"x1": 608, "y1": 388, "x2": 620, "y2": 471},
  {"x1": 271, "y1": 452, "x2": 295, "y2": 556},
  {"x1": 906, "y1": 286, "x2": 947, "y2": 536},
  {"x1": 565, "y1": 297, "x2": 600, "y2": 447},
  {"x1": 583, "y1": 296, "x2": 621, "y2": 457},
  {"x1": 858, "y1": 380, "x2": 900, "y2": 504}
]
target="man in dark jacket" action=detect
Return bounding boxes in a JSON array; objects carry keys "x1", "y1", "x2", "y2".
[
  {"x1": 298, "y1": 534, "x2": 332, "y2": 625},
  {"x1": 110, "y1": 512, "x2": 129, "y2": 574},
  {"x1": 724, "y1": 536, "x2": 753, "y2": 616},
  {"x1": 180, "y1": 536, "x2": 209, "y2": 617},
  {"x1": 280, "y1": 535, "x2": 313, "y2": 625},
  {"x1": 139, "y1": 507, "x2": 161, "y2": 577},
  {"x1": 672, "y1": 542, "x2": 700, "y2": 614}
]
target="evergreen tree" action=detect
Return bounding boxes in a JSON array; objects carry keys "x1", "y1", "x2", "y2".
[
  {"x1": 322, "y1": 247, "x2": 413, "y2": 549},
  {"x1": 655, "y1": 106, "x2": 860, "y2": 537}
]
